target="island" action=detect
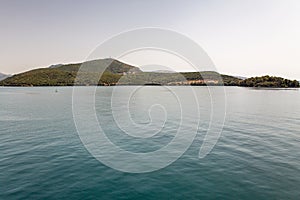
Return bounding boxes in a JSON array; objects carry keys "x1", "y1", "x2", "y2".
[
  {"x1": 240, "y1": 76, "x2": 299, "y2": 88},
  {"x1": 0, "y1": 58, "x2": 299, "y2": 88}
]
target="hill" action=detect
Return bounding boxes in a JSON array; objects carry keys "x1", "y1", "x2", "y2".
[
  {"x1": 2, "y1": 61, "x2": 298, "y2": 88},
  {"x1": 20, "y1": 58, "x2": 300, "y2": 87},
  {"x1": 0, "y1": 58, "x2": 241, "y2": 86},
  {"x1": 240, "y1": 75, "x2": 299, "y2": 88},
  {"x1": 115, "y1": 71, "x2": 240, "y2": 86},
  {"x1": 0, "y1": 73, "x2": 10, "y2": 81},
  {"x1": 55, "y1": 58, "x2": 141, "y2": 74},
  {"x1": 0, "y1": 59, "x2": 141, "y2": 86}
]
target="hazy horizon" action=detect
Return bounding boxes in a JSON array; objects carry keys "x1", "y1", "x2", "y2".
[{"x1": 1, "y1": 0, "x2": 300, "y2": 79}]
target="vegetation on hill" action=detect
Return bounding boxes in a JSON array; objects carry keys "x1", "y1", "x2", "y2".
[
  {"x1": 118, "y1": 71, "x2": 232, "y2": 85},
  {"x1": 240, "y1": 75, "x2": 299, "y2": 88},
  {"x1": 0, "y1": 59, "x2": 138, "y2": 86},
  {"x1": 0, "y1": 69, "x2": 125, "y2": 86},
  {"x1": 0, "y1": 70, "x2": 240, "y2": 87},
  {"x1": 0, "y1": 59, "x2": 298, "y2": 88},
  {"x1": 55, "y1": 58, "x2": 141, "y2": 74},
  {"x1": 0, "y1": 59, "x2": 240, "y2": 86}
]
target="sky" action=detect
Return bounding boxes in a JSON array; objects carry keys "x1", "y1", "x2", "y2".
[{"x1": 0, "y1": 0, "x2": 300, "y2": 79}]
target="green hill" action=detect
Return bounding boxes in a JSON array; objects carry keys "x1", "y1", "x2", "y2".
[
  {"x1": 55, "y1": 58, "x2": 141, "y2": 74},
  {"x1": 0, "y1": 58, "x2": 241, "y2": 86},
  {"x1": 116, "y1": 71, "x2": 241, "y2": 86},
  {"x1": 12, "y1": 59, "x2": 297, "y2": 87},
  {"x1": 0, "y1": 59, "x2": 140, "y2": 86},
  {"x1": 240, "y1": 75, "x2": 299, "y2": 88},
  {"x1": 3, "y1": 60, "x2": 298, "y2": 88}
]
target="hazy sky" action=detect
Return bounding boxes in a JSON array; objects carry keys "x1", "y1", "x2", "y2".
[{"x1": 0, "y1": 0, "x2": 300, "y2": 79}]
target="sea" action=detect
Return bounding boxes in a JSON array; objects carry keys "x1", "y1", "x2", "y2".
[{"x1": 1, "y1": 86, "x2": 300, "y2": 199}]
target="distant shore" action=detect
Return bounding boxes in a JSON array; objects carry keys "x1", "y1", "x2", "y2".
[{"x1": 0, "y1": 59, "x2": 299, "y2": 88}]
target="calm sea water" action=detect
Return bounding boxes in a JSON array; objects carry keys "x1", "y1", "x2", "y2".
[{"x1": 1, "y1": 86, "x2": 300, "y2": 199}]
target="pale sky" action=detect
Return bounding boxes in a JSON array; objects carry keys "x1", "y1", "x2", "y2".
[{"x1": 0, "y1": 0, "x2": 300, "y2": 79}]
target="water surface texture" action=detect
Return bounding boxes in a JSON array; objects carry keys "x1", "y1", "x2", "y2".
[{"x1": 1, "y1": 87, "x2": 300, "y2": 199}]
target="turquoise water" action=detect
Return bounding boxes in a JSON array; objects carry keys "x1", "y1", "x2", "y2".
[{"x1": 1, "y1": 87, "x2": 300, "y2": 199}]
